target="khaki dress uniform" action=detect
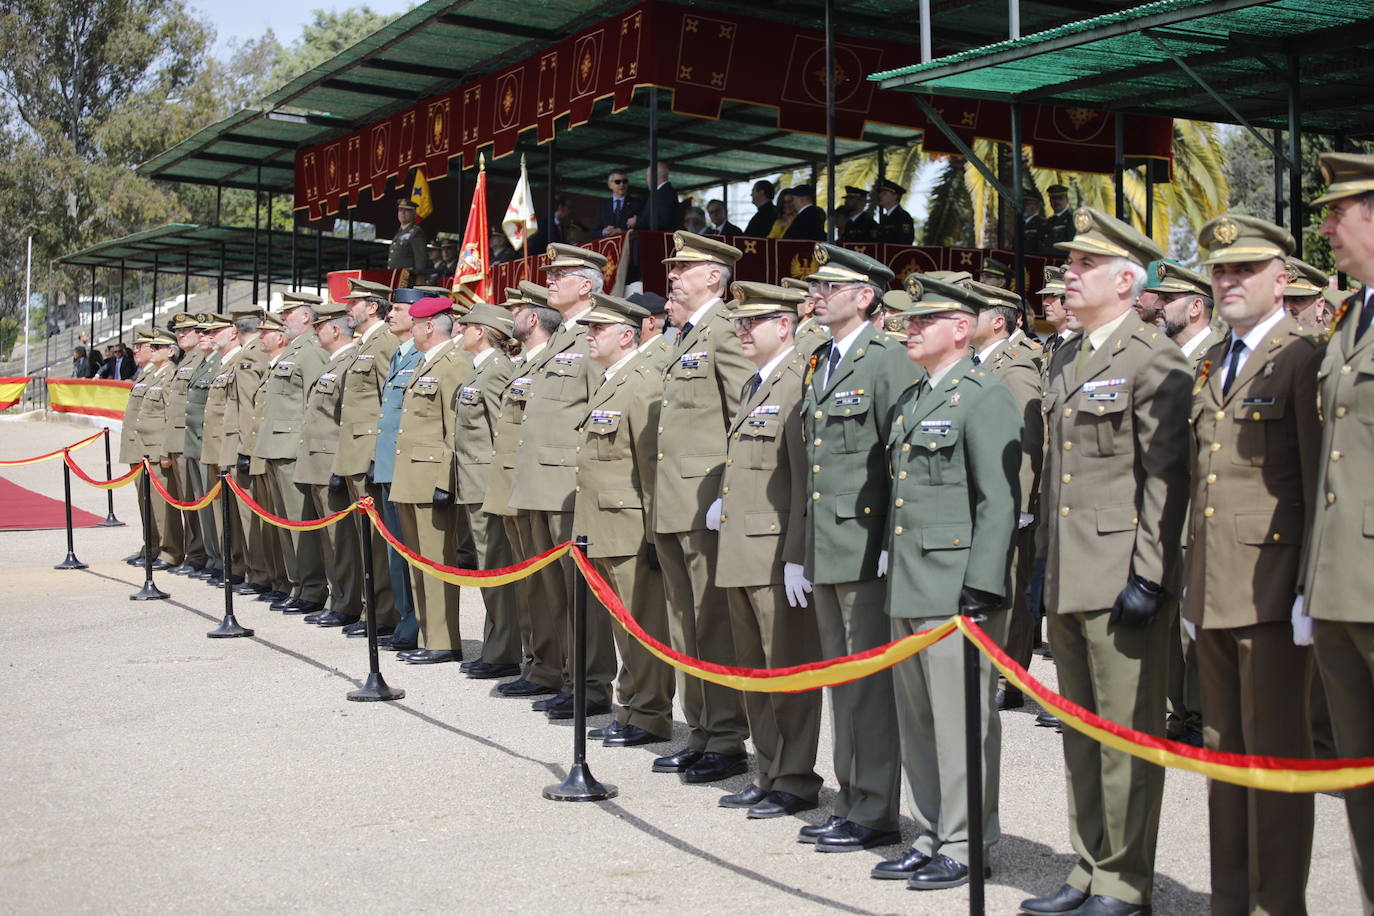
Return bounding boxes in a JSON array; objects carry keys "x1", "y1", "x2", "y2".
[
  {"x1": 390, "y1": 340, "x2": 473, "y2": 652},
  {"x1": 201, "y1": 355, "x2": 234, "y2": 573},
  {"x1": 295, "y1": 341, "x2": 364, "y2": 619},
  {"x1": 161, "y1": 350, "x2": 202, "y2": 566},
  {"x1": 253, "y1": 331, "x2": 328, "y2": 605},
  {"x1": 573, "y1": 334, "x2": 675, "y2": 738},
  {"x1": 136, "y1": 361, "x2": 178, "y2": 565},
  {"x1": 183, "y1": 347, "x2": 222, "y2": 571},
  {"x1": 219, "y1": 339, "x2": 272, "y2": 589},
  {"x1": 242, "y1": 355, "x2": 291, "y2": 594},
  {"x1": 121, "y1": 364, "x2": 159, "y2": 554},
  {"x1": 454, "y1": 346, "x2": 520, "y2": 666},
  {"x1": 886, "y1": 345, "x2": 1020, "y2": 869},
  {"x1": 717, "y1": 341, "x2": 823, "y2": 802},
  {"x1": 1039, "y1": 298, "x2": 1192, "y2": 905}
]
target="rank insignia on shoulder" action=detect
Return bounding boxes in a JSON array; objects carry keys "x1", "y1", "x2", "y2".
[
  {"x1": 948, "y1": 393, "x2": 960, "y2": 406},
  {"x1": 1263, "y1": 362, "x2": 1274, "y2": 377}
]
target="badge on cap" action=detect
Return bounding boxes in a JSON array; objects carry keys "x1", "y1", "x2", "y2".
[
  {"x1": 814, "y1": 244, "x2": 829, "y2": 265},
  {"x1": 1214, "y1": 218, "x2": 1238, "y2": 245},
  {"x1": 1074, "y1": 210, "x2": 1093, "y2": 232},
  {"x1": 904, "y1": 276, "x2": 924, "y2": 298}
]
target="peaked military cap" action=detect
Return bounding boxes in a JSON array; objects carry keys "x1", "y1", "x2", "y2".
[
  {"x1": 142, "y1": 326, "x2": 176, "y2": 346},
  {"x1": 779, "y1": 276, "x2": 810, "y2": 292},
  {"x1": 727, "y1": 281, "x2": 805, "y2": 318},
  {"x1": 875, "y1": 178, "x2": 906, "y2": 196},
  {"x1": 396, "y1": 198, "x2": 418, "y2": 211},
  {"x1": 413, "y1": 286, "x2": 454, "y2": 298},
  {"x1": 343, "y1": 278, "x2": 392, "y2": 299},
  {"x1": 390, "y1": 288, "x2": 427, "y2": 305},
  {"x1": 1145, "y1": 259, "x2": 1211, "y2": 297},
  {"x1": 662, "y1": 231, "x2": 742, "y2": 267},
  {"x1": 259, "y1": 312, "x2": 285, "y2": 332},
  {"x1": 969, "y1": 279, "x2": 1022, "y2": 310},
  {"x1": 843, "y1": 186, "x2": 869, "y2": 198},
  {"x1": 461, "y1": 301, "x2": 516, "y2": 336},
  {"x1": 980, "y1": 257, "x2": 1010, "y2": 279},
  {"x1": 279, "y1": 289, "x2": 324, "y2": 310},
  {"x1": 167, "y1": 312, "x2": 200, "y2": 331},
  {"x1": 1198, "y1": 214, "x2": 1293, "y2": 266},
  {"x1": 1058, "y1": 207, "x2": 1164, "y2": 266},
  {"x1": 1313, "y1": 152, "x2": 1374, "y2": 206},
  {"x1": 886, "y1": 274, "x2": 982, "y2": 318},
  {"x1": 627, "y1": 290, "x2": 667, "y2": 316},
  {"x1": 925, "y1": 270, "x2": 974, "y2": 285},
  {"x1": 578, "y1": 292, "x2": 649, "y2": 325},
  {"x1": 196, "y1": 312, "x2": 232, "y2": 331},
  {"x1": 806, "y1": 243, "x2": 893, "y2": 287},
  {"x1": 310, "y1": 301, "x2": 349, "y2": 322},
  {"x1": 1283, "y1": 256, "x2": 1329, "y2": 297},
  {"x1": 544, "y1": 242, "x2": 609, "y2": 272},
  {"x1": 227, "y1": 302, "x2": 264, "y2": 319},
  {"x1": 518, "y1": 280, "x2": 551, "y2": 307},
  {"x1": 1046, "y1": 184, "x2": 1070, "y2": 196},
  {"x1": 1036, "y1": 266, "x2": 1067, "y2": 296}
]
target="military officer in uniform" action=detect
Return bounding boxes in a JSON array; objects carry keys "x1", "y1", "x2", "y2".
[
  {"x1": 572, "y1": 292, "x2": 675, "y2": 745},
  {"x1": 199, "y1": 316, "x2": 242, "y2": 581},
  {"x1": 134, "y1": 326, "x2": 179, "y2": 569},
  {"x1": 389, "y1": 198, "x2": 429, "y2": 284},
  {"x1": 182, "y1": 314, "x2": 225, "y2": 579},
  {"x1": 781, "y1": 276, "x2": 828, "y2": 349},
  {"x1": 1023, "y1": 190, "x2": 1047, "y2": 256},
  {"x1": 1304, "y1": 151, "x2": 1374, "y2": 914},
  {"x1": 220, "y1": 304, "x2": 271, "y2": 593},
  {"x1": 1186, "y1": 214, "x2": 1322, "y2": 916},
  {"x1": 841, "y1": 186, "x2": 876, "y2": 244},
  {"x1": 1022, "y1": 208, "x2": 1192, "y2": 916},
  {"x1": 800, "y1": 244, "x2": 919, "y2": 853},
  {"x1": 390, "y1": 297, "x2": 474, "y2": 664},
  {"x1": 873, "y1": 179, "x2": 915, "y2": 246},
  {"x1": 159, "y1": 312, "x2": 205, "y2": 574},
  {"x1": 709, "y1": 281, "x2": 823, "y2": 819},
  {"x1": 1038, "y1": 267, "x2": 1074, "y2": 363},
  {"x1": 509, "y1": 248, "x2": 618, "y2": 720},
  {"x1": 980, "y1": 258, "x2": 1011, "y2": 290},
  {"x1": 1043, "y1": 184, "x2": 1075, "y2": 252},
  {"x1": 1283, "y1": 256, "x2": 1332, "y2": 329},
  {"x1": 651, "y1": 231, "x2": 754, "y2": 783},
  {"x1": 877, "y1": 275, "x2": 1020, "y2": 890}
]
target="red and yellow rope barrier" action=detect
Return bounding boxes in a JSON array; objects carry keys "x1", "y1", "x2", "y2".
[
  {"x1": 223, "y1": 475, "x2": 356, "y2": 531},
  {"x1": 0, "y1": 430, "x2": 104, "y2": 467},
  {"x1": 64, "y1": 452, "x2": 143, "y2": 489},
  {"x1": 143, "y1": 461, "x2": 222, "y2": 510}
]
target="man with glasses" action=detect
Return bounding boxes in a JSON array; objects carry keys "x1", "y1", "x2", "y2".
[
  {"x1": 597, "y1": 169, "x2": 643, "y2": 239},
  {"x1": 799, "y1": 244, "x2": 920, "y2": 855}
]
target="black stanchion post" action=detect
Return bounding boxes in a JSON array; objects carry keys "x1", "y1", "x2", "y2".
[
  {"x1": 54, "y1": 453, "x2": 88, "y2": 570},
  {"x1": 544, "y1": 536, "x2": 617, "y2": 802},
  {"x1": 964, "y1": 618, "x2": 986, "y2": 916},
  {"x1": 208, "y1": 471, "x2": 252, "y2": 637},
  {"x1": 130, "y1": 461, "x2": 169, "y2": 601},
  {"x1": 97, "y1": 427, "x2": 124, "y2": 527},
  {"x1": 348, "y1": 507, "x2": 404, "y2": 701}
]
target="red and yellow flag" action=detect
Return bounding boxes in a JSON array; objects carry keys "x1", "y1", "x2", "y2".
[
  {"x1": 0, "y1": 376, "x2": 29, "y2": 410},
  {"x1": 452, "y1": 154, "x2": 490, "y2": 307},
  {"x1": 47, "y1": 378, "x2": 133, "y2": 420}
]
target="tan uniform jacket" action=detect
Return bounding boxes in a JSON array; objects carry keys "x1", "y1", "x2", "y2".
[
  {"x1": 509, "y1": 322, "x2": 593, "y2": 513},
  {"x1": 1184, "y1": 327, "x2": 1225, "y2": 373},
  {"x1": 201, "y1": 361, "x2": 230, "y2": 466},
  {"x1": 163, "y1": 352, "x2": 202, "y2": 458},
  {"x1": 390, "y1": 342, "x2": 472, "y2": 503},
  {"x1": 333, "y1": 323, "x2": 398, "y2": 477},
  {"x1": 715, "y1": 350, "x2": 808, "y2": 588},
  {"x1": 1184, "y1": 316, "x2": 1322, "y2": 628},
  {"x1": 653, "y1": 299, "x2": 756, "y2": 535},
  {"x1": 244, "y1": 370, "x2": 272, "y2": 475},
  {"x1": 454, "y1": 350, "x2": 515, "y2": 506},
  {"x1": 795, "y1": 317, "x2": 829, "y2": 351},
  {"x1": 252, "y1": 332, "x2": 327, "y2": 462},
  {"x1": 984, "y1": 338, "x2": 1043, "y2": 515},
  {"x1": 294, "y1": 345, "x2": 357, "y2": 486},
  {"x1": 573, "y1": 352, "x2": 663, "y2": 559},
  {"x1": 1039, "y1": 313, "x2": 1192, "y2": 613},
  {"x1": 481, "y1": 350, "x2": 538, "y2": 517},
  {"x1": 118, "y1": 367, "x2": 150, "y2": 464},
  {"x1": 638, "y1": 334, "x2": 676, "y2": 372},
  {"x1": 135, "y1": 363, "x2": 175, "y2": 459},
  {"x1": 216, "y1": 340, "x2": 268, "y2": 468}
]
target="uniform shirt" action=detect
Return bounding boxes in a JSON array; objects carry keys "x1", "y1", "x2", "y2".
[
  {"x1": 824, "y1": 322, "x2": 867, "y2": 386},
  {"x1": 1179, "y1": 328, "x2": 1213, "y2": 363},
  {"x1": 1218, "y1": 307, "x2": 1286, "y2": 390},
  {"x1": 598, "y1": 350, "x2": 638, "y2": 387}
]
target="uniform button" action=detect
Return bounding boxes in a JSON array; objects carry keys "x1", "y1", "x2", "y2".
[
  {"x1": 769, "y1": 524, "x2": 777, "y2": 532},
  {"x1": 575, "y1": 446, "x2": 581, "y2": 452},
  {"x1": 814, "y1": 410, "x2": 823, "y2": 419},
  {"x1": 733, "y1": 433, "x2": 740, "y2": 440},
  {"x1": 1214, "y1": 410, "x2": 1225, "y2": 420},
  {"x1": 902, "y1": 443, "x2": 911, "y2": 453},
  {"x1": 395, "y1": 449, "x2": 400, "y2": 455},
  {"x1": 1063, "y1": 408, "x2": 1072, "y2": 417},
  {"x1": 812, "y1": 492, "x2": 821, "y2": 500},
  {"x1": 1272, "y1": 533, "x2": 1281, "y2": 542},
  {"x1": 617, "y1": 500, "x2": 624, "y2": 506},
  {"x1": 898, "y1": 471, "x2": 907, "y2": 480},
  {"x1": 894, "y1": 525, "x2": 904, "y2": 535},
  {"x1": 1097, "y1": 405, "x2": 1105, "y2": 414},
  {"x1": 662, "y1": 400, "x2": 668, "y2": 406},
  {"x1": 721, "y1": 487, "x2": 729, "y2": 495},
  {"x1": 812, "y1": 464, "x2": 821, "y2": 473},
  {"x1": 575, "y1": 485, "x2": 581, "y2": 492},
  {"x1": 863, "y1": 507, "x2": 871, "y2": 515},
  {"x1": 657, "y1": 426, "x2": 664, "y2": 434},
  {"x1": 894, "y1": 498, "x2": 905, "y2": 507},
  {"x1": 1251, "y1": 411, "x2": 1262, "y2": 421},
  {"x1": 952, "y1": 538, "x2": 961, "y2": 546},
  {"x1": 844, "y1": 409, "x2": 851, "y2": 416},
  {"x1": 1343, "y1": 365, "x2": 1353, "y2": 374},
  {"x1": 1210, "y1": 442, "x2": 1221, "y2": 452},
  {"x1": 1063, "y1": 441, "x2": 1072, "y2": 451},
  {"x1": 521, "y1": 414, "x2": 527, "y2": 421},
  {"x1": 1206, "y1": 473, "x2": 1216, "y2": 484},
  {"x1": 1060, "y1": 506, "x2": 1070, "y2": 517},
  {"x1": 1132, "y1": 517, "x2": 1138, "y2": 526},
  {"x1": 720, "y1": 514, "x2": 728, "y2": 522},
  {"x1": 814, "y1": 437, "x2": 823, "y2": 446},
  {"x1": 1061, "y1": 473, "x2": 1071, "y2": 483},
  {"x1": 1332, "y1": 450, "x2": 1342, "y2": 461},
  {"x1": 1327, "y1": 492, "x2": 1337, "y2": 504},
  {"x1": 726, "y1": 458, "x2": 733, "y2": 466},
  {"x1": 1337, "y1": 406, "x2": 1348, "y2": 418},
  {"x1": 1203, "y1": 506, "x2": 1214, "y2": 518},
  {"x1": 657, "y1": 452, "x2": 664, "y2": 460}
]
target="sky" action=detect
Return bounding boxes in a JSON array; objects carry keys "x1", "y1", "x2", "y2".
[{"x1": 192, "y1": 0, "x2": 416, "y2": 56}]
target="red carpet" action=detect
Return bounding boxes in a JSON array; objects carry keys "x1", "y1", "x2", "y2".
[{"x1": 0, "y1": 475, "x2": 107, "y2": 530}]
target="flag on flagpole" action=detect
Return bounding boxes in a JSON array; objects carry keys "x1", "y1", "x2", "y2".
[
  {"x1": 410, "y1": 167, "x2": 434, "y2": 220},
  {"x1": 502, "y1": 155, "x2": 539, "y2": 250},
  {"x1": 452, "y1": 155, "x2": 490, "y2": 306}
]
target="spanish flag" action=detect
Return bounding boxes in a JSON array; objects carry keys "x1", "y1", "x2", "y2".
[
  {"x1": 48, "y1": 378, "x2": 133, "y2": 420},
  {"x1": 0, "y1": 376, "x2": 28, "y2": 410},
  {"x1": 452, "y1": 155, "x2": 490, "y2": 307},
  {"x1": 410, "y1": 167, "x2": 434, "y2": 221}
]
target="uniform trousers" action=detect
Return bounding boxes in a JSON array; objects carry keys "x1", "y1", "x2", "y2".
[
  {"x1": 396, "y1": 500, "x2": 463, "y2": 652},
  {"x1": 1003, "y1": 526, "x2": 1039, "y2": 672},
  {"x1": 231, "y1": 468, "x2": 268, "y2": 587},
  {"x1": 344, "y1": 474, "x2": 396, "y2": 627},
  {"x1": 180, "y1": 456, "x2": 216, "y2": 569},
  {"x1": 1314, "y1": 619, "x2": 1374, "y2": 916},
  {"x1": 307, "y1": 483, "x2": 361, "y2": 618},
  {"x1": 656, "y1": 529, "x2": 747, "y2": 755},
  {"x1": 265, "y1": 457, "x2": 327, "y2": 603},
  {"x1": 377, "y1": 483, "x2": 416, "y2": 642},
  {"x1": 594, "y1": 548, "x2": 674, "y2": 738},
  {"x1": 1199, "y1": 621, "x2": 1313, "y2": 916},
  {"x1": 1167, "y1": 598, "x2": 1202, "y2": 737},
  {"x1": 812, "y1": 578, "x2": 901, "y2": 831},
  {"x1": 252, "y1": 471, "x2": 291, "y2": 593},
  {"x1": 166, "y1": 454, "x2": 201, "y2": 565},
  {"x1": 1047, "y1": 607, "x2": 1170, "y2": 906},
  {"x1": 499, "y1": 515, "x2": 534, "y2": 671},
  {"x1": 148, "y1": 458, "x2": 182, "y2": 565},
  {"x1": 462, "y1": 505, "x2": 519, "y2": 665},
  {"x1": 893, "y1": 612, "x2": 1006, "y2": 866},
  {"x1": 512, "y1": 512, "x2": 567, "y2": 691},
  {"x1": 726, "y1": 583, "x2": 822, "y2": 800}
]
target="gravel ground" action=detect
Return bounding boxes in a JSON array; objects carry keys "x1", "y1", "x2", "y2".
[{"x1": 0, "y1": 415, "x2": 1360, "y2": 914}]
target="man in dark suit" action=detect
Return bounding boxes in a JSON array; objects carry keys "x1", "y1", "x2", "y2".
[
  {"x1": 596, "y1": 169, "x2": 643, "y2": 238},
  {"x1": 842, "y1": 186, "x2": 877, "y2": 243},
  {"x1": 704, "y1": 199, "x2": 741, "y2": 236},
  {"x1": 1022, "y1": 191, "x2": 1046, "y2": 256},
  {"x1": 873, "y1": 179, "x2": 915, "y2": 245},
  {"x1": 638, "y1": 162, "x2": 680, "y2": 231},
  {"x1": 783, "y1": 185, "x2": 827, "y2": 241},
  {"x1": 744, "y1": 180, "x2": 778, "y2": 238}
]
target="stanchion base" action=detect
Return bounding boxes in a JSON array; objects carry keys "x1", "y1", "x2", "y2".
[
  {"x1": 347, "y1": 672, "x2": 405, "y2": 702},
  {"x1": 55, "y1": 554, "x2": 88, "y2": 570},
  {"x1": 543, "y1": 763, "x2": 618, "y2": 802},
  {"x1": 207, "y1": 615, "x2": 254, "y2": 638},
  {"x1": 96, "y1": 516, "x2": 126, "y2": 528},
  {"x1": 130, "y1": 582, "x2": 170, "y2": 601}
]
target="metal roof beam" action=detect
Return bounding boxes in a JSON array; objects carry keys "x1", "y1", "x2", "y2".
[
  {"x1": 357, "y1": 59, "x2": 467, "y2": 80},
  {"x1": 437, "y1": 14, "x2": 561, "y2": 42},
  {"x1": 319, "y1": 78, "x2": 418, "y2": 101}
]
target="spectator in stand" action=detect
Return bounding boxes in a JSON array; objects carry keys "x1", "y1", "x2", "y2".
[
  {"x1": 705, "y1": 199, "x2": 741, "y2": 236},
  {"x1": 71, "y1": 346, "x2": 89, "y2": 378},
  {"x1": 97, "y1": 345, "x2": 121, "y2": 378},
  {"x1": 117, "y1": 344, "x2": 136, "y2": 380},
  {"x1": 631, "y1": 162, "x2": 679, "y2": 231},
  {"x1": 768, "y1": 189, "x2": 798, "y2": 239},
  {"x1": 597, "y1": 168, "x2": 644, "y2": 238},
  {"x1": 744, "y1": 180, "x2": 778, "y2": 238},
  {"x1": 682, "y1": 206, "x2": 707, "y2": 235},
  {"x1": 783, "y1": 185, "x2": 826, "y2": 241},
  {"x1": 490, "y1": 228, "x2": 518, "y2": 265}
]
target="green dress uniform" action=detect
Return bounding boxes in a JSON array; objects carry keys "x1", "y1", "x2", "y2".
[
  {"x1": 202, "y1": 354, "x2": 235, "y2": 573},
  {"x1": 716, "y1": 313, "x2": 823, "y2": 803},
  {"x1": 183, "y1": 343, "x2": 222, "y2": 572},
  {"x1": 242, "y1": 349, "x2": 290, "y2": 594},
  {"x1": 886, "y1": 345, "x2": 1020, "y2": 869},
  {"x1": 221, "y1": 338, "x2": 272, "y2": 590},
  {"x1": 388, "y1": 221, "x2": 429, "y2": 279},
  {"x1": 161, "y1": 348, "x2": 201, "y2": 567},
  {"x1": 1037, "y1": 212, "x2": 1192, "y2": 909}
]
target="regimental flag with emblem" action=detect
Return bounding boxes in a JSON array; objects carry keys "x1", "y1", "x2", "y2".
[
  {"x1": 48, "y1": 378, "x2": 133, "y2": 420},
  {"x1": 452, "y1": 155, "x2": 490, "y2": 306},
  {"x1": 0, "y1": 376, "x2": 29, "y2": 410},
  {"x1": 410, "y1": 167, "x2": 434, "y2": 221},
  {"x1": 502, "y1": 154, "x2": 539, "y2": 253}
]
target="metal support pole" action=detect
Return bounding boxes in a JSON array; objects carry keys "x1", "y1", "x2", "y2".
[
  {"x1": 89, "y1": 265, "x2": 97, "y2": 353},
  {"x1": 647, "y1": 88, "x2": 660, "y2": 231},
  {"x1": 456, "y1": 158, "x2": 466, "y2": 235},
  {"x1": 1144, "y1": 164, "x2": 1155, "y2": 237},
  {"x1": 215, "y1": 185, "x2": 223, "y2": 225},
  {"x1": 547, "y1": 142, "x2": 557, "y2": 251},
  {"x1": 54, "y1": 455, "x2": 87, "y2": 569},
  {"x1": 97, "y1": 428, "x2": 123, "y2": 527},
  {"x1": 131, "y1": 463, "x2": 169, "y2": 600},
  {"x1": 151, "y1": 254, "x2": 159, "y2": 328},
  {"x1": 1010, "y1": 101, "x2": 1025, "y2": 296},
  {"x1": 346, "y1": 208, "x2": 354, "y2": 269},
  {"x1": 544, "y1": 536, "x2": 617, "y2": 802},
  {"x1": 118, "y1": 261, "x2": 126, "y2": 345},
  {"x1": 183, "y1": 252, "x2": 190, "y2": 312},
  {"x1": 1113, "y1": 113, "x2": 1126, "y2": 221},
  {"x1": 208, "y1": 470, "x2": 252, "y2": 637},
  {"x1": 265, "y1": 193, "x2": 274, "y2": 305},
  {"x1": 1287, "y1": 54, "x2": 1302, "y2": 259},
  {"x1": 348, "y1": 509, "x2": 404, "y2": 701},
  {"x1": 1273, "y1": 129, "x2": 1284, "y2": 227},
  {"x1": 964, "y1": 622, "x2": 986, "y2": 916},
  {"x1": 1008, "y1": 0, "x2": 1020, "y2": 39},
  {"x1": 919, "y1": 0, "x2": 932, "y2": 62},
  {"x1": 252, "y1": 168, "x2": 262, "y2": 306},
  {"x1": 290, "y1": 213, "x2": 299, "y2": 289},
  {"x1": 824, "y1": 0, "x2": 837, "y2": 243},
  {"x1": 878, "y1": 144, "x2": 886, "y2": 182},
  {"x1": 315, "y1": 229, "x2": 323, "y2": 290},
  {"x1": 217, "y1": 244, "x2": 225, "y2": 310}
]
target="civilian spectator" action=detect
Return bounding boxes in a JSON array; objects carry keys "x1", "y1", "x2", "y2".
[
  {"x1": 744, "y1": 180, "x2": 778, "y2": 238},
  {"x1": 596, "y1": 168, "x2": 644, "y2": 237},
  {"x1": 490, "y1": 228, "x2": 518, "y2": 265},
  {"x1": 635, "y1": 162, "x2": 679, "y2": 231},
  {"x1": 768, "y1": 189, "x2": 797, "y2": 239},
  {"x1": 682, "y1": 206, "x2": 707, "y2": 235},
  {"x1": 704, "y1": 199, "x2": 741, "y2": 236},
  {"x1": 783, "y1": 184, "x2": 826, "y2": 241}
]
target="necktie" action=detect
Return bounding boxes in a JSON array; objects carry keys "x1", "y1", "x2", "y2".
[
  {"x1": 1355, "y1": 292, "x2": 1374, "y2": 343},
  {"x1": 743, "y1": 372, "x2": 762, "y2": 401},
  {"x1": 679, "y1": 321, "x2": 693, "y2": 339},
  {"x1": 1223, "y1": 338, "x2": 1246, "y2": 395},
  {"x1": 970, "y1": 351, "x2": 981, "y2": 366},
  {"x1": 825, "y1": 346, "x2": 842, "y2": 386},
  {"x1": 613, "y1": 198, "x2": 622, "y2": 220},
  {"x1": 1074, "y1": 338, "x2": 1094, "y2": 375}
]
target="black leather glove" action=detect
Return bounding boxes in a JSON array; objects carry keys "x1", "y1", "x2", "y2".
[
  {"x1": 365, "y1": 462, "x2": 375, "y2": 486},
  {"x1": 646, "y1": 543, "x2": 660, "y2": 571},
  {"x1": 328, "y1": 474, "x2": 347, "y2": 494},
  {"x1": 1110, "y1": 573, "x2": 1165, "y2": 627},
  {"x1": 958, "y1": 586, "x2": 1005, "y2": 619},
  {"x1": 431, "y1": 487, "x2": 454, "y2": 509},
  {"x1": 235, "y1": 454, "x2": 251, "y2": 473}
]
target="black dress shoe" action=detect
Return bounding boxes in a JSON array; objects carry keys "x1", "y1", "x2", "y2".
[
  {"x1": 302, "y1": 610, "x2": 328, "y2": 623},
  {"x1": 204, "y1": 573, "x2": 224, "y2": 587},
  {"x1": 222, "y1": 574, "x2": 245, "y2": 586},
  {"x1": 747, "y1": 790, "x2": 816, "y2": 819},
  {"x1": 1020, "y1": 883, "x2": 1090, "y2": 915},
  {"x1": 1067, "y1": 896, "x2": 1150, "y2": 916},
  {"x1": 314, "y1": 611, "x2": 359, "y2": 628},
  {"x1": 546, "y1": 695, "x2": 611, "y2": 720},
  {"x1": 256, "y1": 589, "x2": 287, "y2": 602},
  {"x1": 652, "y1": 747, "x2": 703, "y2": 773},
  {"x1": 189, "y1": 567, "x2": 216, "y2": 580},
  {"x1": 907, "y1": 854, "x2": 987, "y2": 890},
  {"x1": 232, "y1": 581, "x2": 265, "y2": 595},
  {"x1": 603, "y1": 724, "x2": 667, "y2": 747},
  {"x1": 458, "y1": 657, "x2": 480, "y2": 673},
  {"x1": 1035, "y1": 710, "x2": 1063, "y2": 729},
  {"x1": 719, "y1": 784, "x2": 769, "y2": 808},
  {"x1": 395, "y1": 648, "x2": 424, "y2": 662},
  {"x1": 467, "y1": 661, "x2": 520, "y2": 680},
  {"x1": 532, "y1": 691, "x2": 569, "y2": 712},
  {"x1": 282, "y1": 600, "x2": 325, "y2": 616},
  {"x1": 797, "y1": 815, "x2": 847, "y2": 844},
  {"x1": 169, "y1": 563, "x2": 201, "y2": 576},
  {"x1": 381, "y1": 637, "x2": 418, "y2": 652},
  {"x1": 406, "y1": 648, "x2": 459, "y2": 665},
  {"x1": 269, "y1": 595, "x2": 297, "y2": 612},
  {"x1": 341, "y1": 620, "x2": 367, "y2": 637},
  {"x1": 682, "y1": 752, "x2": 748, "y2": 784},
  {"x1": 871, "y1": 847, "x2": 932, "y2": 880},
  {"x1": 997, "y1": 686, "x2": 1025, "y2": 710},
  {"x1": 815, "y1": 821, "x2": 901, "y2": 853},
  {"x1": 497, "y1": 678, "x2": 554, "y2": 698},
  {"x1": 124, "y1": 553, "x2": 144, "y2": 565},
  {"x1": 588, "y1": 720, "x2": 625, "y2": 740}
]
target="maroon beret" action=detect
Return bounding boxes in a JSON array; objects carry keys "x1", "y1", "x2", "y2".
[{"x1": 409, "y1": 296, "x2": 455, "y2": 319}]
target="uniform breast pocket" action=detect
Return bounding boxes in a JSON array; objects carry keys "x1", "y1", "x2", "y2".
[
  {"x1": 314, "y1": 377, "x2": 337, "y2": 395},
  {"x1": 542, "y1": 366, "x2": 583, "y2": 403},
  {"x1": 1077, "y1": 390, "x2": 1130, "y2": 456},
  {"x1": 671, "y1": 365, "x2": 710, "y2": 408},
  {"x1": 829, "y1": 395, "x2": 873, "y2": 453},
  {"x1": 909, "y1": 425, "x2": 961, "y2": 484},
  {"x1": 586, "y1": 416, "x2": 623, "y2": 461},
  {"x1": 1354, "y1": 363, "x2": 1374, "y2": 424},
  {"x1": 1232, "y1": 397, "x2": 1286, "y2": 465},
  {"x1": 739, "y1": 417, "x2": 780, "y2": 470}
]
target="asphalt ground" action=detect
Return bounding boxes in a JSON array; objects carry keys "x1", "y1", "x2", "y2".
[{"x1": 0, "y1": 415, "x2": 1360, "y2": 914}]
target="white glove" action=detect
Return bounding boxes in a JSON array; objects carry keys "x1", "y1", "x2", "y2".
[
  {"x1": 1182, "y1": 618, "x2": 1197, "y2": 640},
  {"x1": 876, "y1": 549, "x2": 888, "y2": 578},
  {"x1": 784, "y1": 563, "x2": 812, "y2": 608},
  {"x1": 1018, "y1": 513, "x2": 1034, "y2": 529},
  {"x1": 705, "y1": 498, "x2": 723, "y2": 531},
  {"x1": 1292, "y1": 595, "x2": 1313, "y2": 646}
]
